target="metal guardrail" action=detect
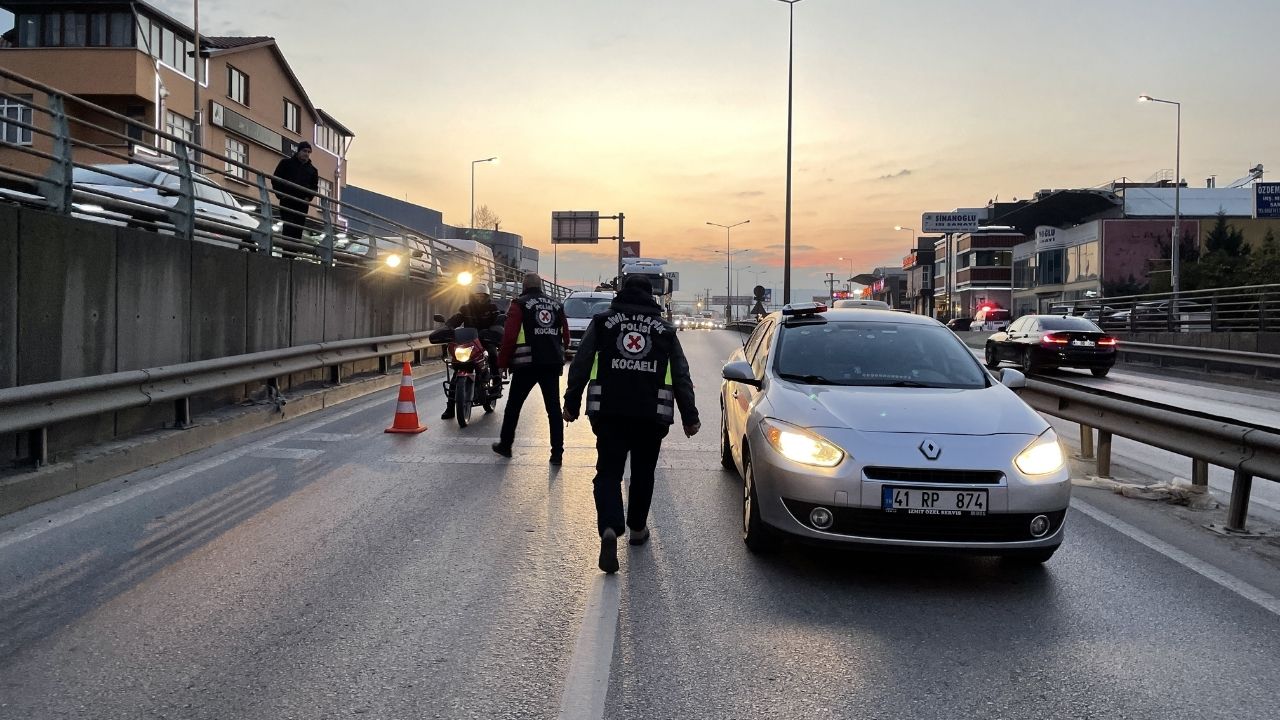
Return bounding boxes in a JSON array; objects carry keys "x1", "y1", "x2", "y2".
[
  {"x1": 0, "y1": 331, "x2": 442, "y2": 466},
  {"x1": 1014, "y1": 375, "x2": 1280, "y2": 533},
  {"x1": 0, "y1": 66, "x2": 572, "y2": 302},
  {"x1": 1116, "y1": 342, "x2": 1280, "y2": 373}
]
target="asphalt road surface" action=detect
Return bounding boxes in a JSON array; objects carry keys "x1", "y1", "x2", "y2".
[{"x1": 1, "y1": 331, "x2": 1278, "y2": 719}]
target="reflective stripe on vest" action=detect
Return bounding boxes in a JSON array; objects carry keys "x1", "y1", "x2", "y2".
[
  {"x1": 586, "y1": 354, "x2": 602, "y2": 412},
  {"x1": 513, "y1": 325, "x2": 532, "y2": 366}
]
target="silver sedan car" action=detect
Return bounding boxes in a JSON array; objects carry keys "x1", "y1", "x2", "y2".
[{"x1": 719, "y1": 304, "x2": 1070, "y2": 563}]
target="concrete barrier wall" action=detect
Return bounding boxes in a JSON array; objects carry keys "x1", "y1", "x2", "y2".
[{"x1": 1, "y1": 206, "x2": 444, "y2": 465}]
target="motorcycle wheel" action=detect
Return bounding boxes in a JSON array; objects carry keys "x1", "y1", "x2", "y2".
[{"x1": 454, "y1": 377, "x2": 474, "y2": 428}]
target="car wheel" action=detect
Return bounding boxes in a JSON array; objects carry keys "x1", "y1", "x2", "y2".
[
  {"x1": 984, "y1": 343, "x2": 1000, "y2": 370},
  {"x1": 1020, "y1": 348, "x2": 1035, "y2": 374},
  {"x1": 742, "y1": 454, "x2": 778, "y2": 553},
  {"x1": 1003, "y1": 545, "x2": 1058, "y2": 564},
  {"x1": 719, "y1": 405, "x2": 736, "y2": 471},
  {"x1": 1091, "y1": 367, "x2": 1110, "y2": 378}
]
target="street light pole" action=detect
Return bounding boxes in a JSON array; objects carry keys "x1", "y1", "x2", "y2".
[
  {"x1": 778, "y1": 0, "x2": 802, "y2": 305},
  {"x1": 470, "y1": 156, "x2": 497, "y2": 232},
  {"x1": 191, "y1": 0, "x2": 201, "y2": 163},
  {"x1": 708, "y1": 219, "x2": 749, "y2": 322},
  {"x1": 1138, "y1": 95, "x2": 1181, "y2": 300},
  {"x1": 838, "y1": 256, "x2": 855, "y2": 291}
]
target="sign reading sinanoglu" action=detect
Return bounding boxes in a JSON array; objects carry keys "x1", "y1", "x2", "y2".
[{"x1": 922, "y1": 211, "x2": 980, "y2": 233}]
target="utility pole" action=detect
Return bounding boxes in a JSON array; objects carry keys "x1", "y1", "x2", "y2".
[{"x1": 825, "y1": 272, "x2": 836, "y2": 305}]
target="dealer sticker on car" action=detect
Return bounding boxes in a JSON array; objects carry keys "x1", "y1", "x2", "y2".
[{"x1": 882, "y1": 487, "x2": 987, "y2": 516}]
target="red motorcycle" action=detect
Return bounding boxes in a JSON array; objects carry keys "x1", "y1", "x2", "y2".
[{"x1": 430, "y1": 318, "x2": 505, "y2": 428}]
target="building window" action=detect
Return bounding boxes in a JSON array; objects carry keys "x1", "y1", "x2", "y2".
[
  {"x1": 63, "y1": 12, "x2": 88, "y2": 46},
  {"x1": 109, "y1": 12, "x2": 133, "y2": 47},
  {"x1": 228, "y1": 66, "x2": 250, "y2": 106},
  {"x1": 1, "y1": 94, "x2": 34, "y2": 146},
  {"x1": 284, "y1": 100, "x2": 300, "y2": 133},
  {"x1": 225, "y1": 138, "x2": 248, "y2": 180},
  {"x1": 162, "y1": 111, "x2": 193, "y2": 154},
  {"x1": 17, "y1": 14, "x2": 40, "y2": 47},
  {"x1": 315, "y1": 125, "x2": 342, "y2": 155},
  {"x1": 317, "y1": 178, "x2": 333, "y2": 200},
  {"x1": 42, "y1": 13, "x2": 62, "y2": 46}
]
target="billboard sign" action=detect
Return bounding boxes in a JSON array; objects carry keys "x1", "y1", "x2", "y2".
[
  {"x1": 922, "y1": 211, "x2": 981, "y2": 233},
  {"x1": 664, "y1": 271, "x2": 679, "y2": 291},
  {"x1": 1255, "y1": 182, "x2": 1280, "y2": 219},
  {"x1": 621, "y1": 241, "x2": 641, "y2": 258},
  {"x1": 551, "y1": 211, "x2": 600, "y2": 244}
]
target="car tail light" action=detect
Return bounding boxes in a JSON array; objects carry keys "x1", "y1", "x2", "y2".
[
  {"x1": 1098, "y1": 336, "x2": 1118, "y2": 346},
  {"x1": 1041, "y1": 333, "x2": 1069, "y2": 345}
]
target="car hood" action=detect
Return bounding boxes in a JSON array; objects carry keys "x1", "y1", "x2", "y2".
[{"x1": 767, "y1": 380, "x2": 1046, "y2": 436}]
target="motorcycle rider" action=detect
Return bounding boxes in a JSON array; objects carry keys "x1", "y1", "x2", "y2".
[{"x1": 441, "y1": 283, "x2": 503, "y2": 420}]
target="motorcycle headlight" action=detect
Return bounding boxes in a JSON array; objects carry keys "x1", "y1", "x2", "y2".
[
  {"x1": 761, "y1": 418, "x2": 845, "y2": 468},
  {"x1": 1014, "y1": 429, "x2": 1066, "y2": 476},
  {"x1": 453, "y1": 346, "x2": 474, "y2": 362}
]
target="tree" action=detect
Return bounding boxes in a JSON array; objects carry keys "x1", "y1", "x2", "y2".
[
  {"x1": 1247, "y1": 228, "x2": 1280, "y2": 286},
  {"x1": 1183, "y1": 212, "x2": 1250, "y2": 290},
  {"x1": 473, "y1": 204, "x2": 502, "y2": 230}
]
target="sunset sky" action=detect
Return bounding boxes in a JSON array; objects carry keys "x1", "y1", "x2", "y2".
[{"x1": 11, "y1": 0, "x2": 1280, "y2": 300}]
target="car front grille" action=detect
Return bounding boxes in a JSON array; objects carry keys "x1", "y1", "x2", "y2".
[
  {"x1": 783, "y1": 499, "x2": 1065, "y2": 543},
  {"x1": 862, "y1": 467, "x2": 1004, "y2": 485},
  {"x1": 570, "y1": 329, "x2": 585, "y2": 339}
]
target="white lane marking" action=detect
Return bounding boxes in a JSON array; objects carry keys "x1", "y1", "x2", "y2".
[
  {"x1": 291, "y1": 432, "x2": 357, "y2": 442},
  {"x1": 0, "y1": 378, "x2": 431, "y2": 551},
  {"x1": 1071, "y1": 497, "x2": 1280, "y2": 618},
  {"x1": 557, "y1": 574, "x2": 622, "y2": 720},
  {"x1": 247, "y1": 448, "x2": 324, "y2": 461}
]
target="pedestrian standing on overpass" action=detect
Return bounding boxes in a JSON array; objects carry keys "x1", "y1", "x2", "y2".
[
  {"x1": 271, "y1": 142, "x2": 318, "y2": 243},
  {"x1": 492, "y1": 273, "x2": 570, "y2": 464},
  {"x1": 562, "y1": 275, "x2": 700, "y2": 574}
]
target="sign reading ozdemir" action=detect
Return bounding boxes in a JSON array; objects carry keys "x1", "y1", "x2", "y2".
[{"x1": 922, "y1": 212, "x2": 980, "y2": 233}]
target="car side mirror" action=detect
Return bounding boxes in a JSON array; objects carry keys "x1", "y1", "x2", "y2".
[
  {"x1": 722, "y1": 360, "x2": 761, "y2": 388},
  {"x1": 433, "y1": 314, "x2": 447, "y2": 323},
  {"x1": 999, "y1": 368, "x2": 1026, "y2": 390}
]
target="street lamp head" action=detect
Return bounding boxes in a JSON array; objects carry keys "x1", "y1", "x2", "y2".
[
  {"x1": 1138, "y1": 95, "x2": 1152, "y2": 103},
  {"x1": 894, "y1": 225, "x2": 905, "y2": 231}
]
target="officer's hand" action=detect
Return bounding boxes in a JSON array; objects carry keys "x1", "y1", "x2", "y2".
[
  {"x1": 562, "y1": 406, "x2": 578, "y2": 423},
  {"x1": 683, "y1": 422, "x2": 701, "y2": 437}
]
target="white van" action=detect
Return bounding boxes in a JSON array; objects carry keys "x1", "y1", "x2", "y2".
[
  {"x1": 563, "y1": 290, "x2": 615, "y2": 357},
  {"x1": 972, "y1": 306, "x2": 1011, "y2": 332}
]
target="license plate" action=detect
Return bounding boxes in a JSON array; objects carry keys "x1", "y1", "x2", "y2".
[
  {"x1": 882, "y1": 487, "x2": 988, "y2": 516},
  {"x1": 1072, "y1": 340, "x2": 1095, "y2": 347}
]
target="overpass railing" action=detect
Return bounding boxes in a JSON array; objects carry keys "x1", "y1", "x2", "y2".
[
  {"x1": 1047, "y1": 284, "x2": 1280, "y2": 334},
  {"x1": 0, "y1": 66, "x2": 570, "y2": 302}
]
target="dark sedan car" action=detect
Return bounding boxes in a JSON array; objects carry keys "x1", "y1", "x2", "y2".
[
  {"x1": 946, "y1": 317, "x2": 974, "y2": 332},
  {"x1": 984, "y1": 315, "x2": 1117, "y2": 377}
]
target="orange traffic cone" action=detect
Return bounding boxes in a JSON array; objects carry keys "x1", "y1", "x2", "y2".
[{"x1": 385, "y1": 362, "x2": 428, "y2": 434}]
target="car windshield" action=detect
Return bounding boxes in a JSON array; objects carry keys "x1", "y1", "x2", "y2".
[
  {"x1": 774, "y1": 321, "x2": 988, "y2": 388},
  {"x1": 1039, "y1": 316, "x2": 1102, "y2": 331},
  {"x1": 563, "y1": 298, "x2": 612, "y2": 318},
  {"x1": 982, "y1": 309, "x2": 1010, "y2": 320}
]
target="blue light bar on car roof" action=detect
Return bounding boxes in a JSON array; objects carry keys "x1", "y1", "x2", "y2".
[{"x1": 781, "y1": 302, "x2": 827, "y2": 317}]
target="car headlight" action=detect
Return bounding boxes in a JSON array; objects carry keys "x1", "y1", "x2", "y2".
[
  {"x1": 1014, "y1": 429, "x2": 1065, "y2": 476},
  {"x1": 453, "y1": 346, "x2": 473, "y2": 362},
  {"x1": 761, "y1": 418, "x2": 845, "y2": 468}
]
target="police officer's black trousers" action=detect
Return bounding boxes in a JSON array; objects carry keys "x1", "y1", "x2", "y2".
[
  {"x1": 590, "y1": 417, "x2": 669, "y2": 536},
  {"x1": 498, "y1": 367, "x2": 564, "y2": 453}
]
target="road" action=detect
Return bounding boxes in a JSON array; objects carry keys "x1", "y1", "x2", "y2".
[{"x1": 2, "y1": 331, "x2": 1279, "y2": 719}]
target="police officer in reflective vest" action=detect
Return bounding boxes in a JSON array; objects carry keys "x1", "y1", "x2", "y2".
[
  {"x1": 493, "y1": 273, "x2": 570, "y2": 463},
  {"x1": 563, "y1": 275, "x2": 699, "y2": 574}
]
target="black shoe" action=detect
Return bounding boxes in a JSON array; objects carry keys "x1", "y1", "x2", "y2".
[
  {"x1": 491, "y1": 442, "x2": 512, "y2": 458},
  {"x1": 549, "y1": 452, "x2": 563, "y2": 466},
  {"x1": 628, "y1": 526, "x2": 650, "y2": 546},
  {"x1": 598, "y1": 529, "x2": 619, "y2": 574},
  {"x1": 440, "y1": 408, "x2": 454, "y2": 420}
]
